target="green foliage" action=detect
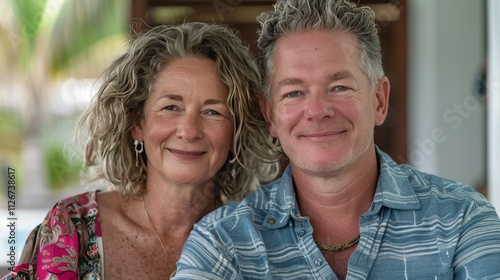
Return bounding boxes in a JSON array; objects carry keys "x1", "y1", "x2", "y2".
[
  {"x1": 8, "y1": 0, "x2": 127, "y2": 74},
  {"x1": 0, "y1": 110, "x2": 23, "y2": 193},
  {"x1": 49, "y1": 0, "x2": 127, "y2": 74},
  {"x1": 45, "y1": 144, "x2": 82, "y2": 190},
  {"x1": 0, "y1": 110, "x2": 23, "y2": 152},
  {"x1": 0, "y1": 110, "x2": 23, "y2": 131},
  {"x1": 10, "y1": 0, "x2": 48, "y2": 39},
  {"x1": 2, "y1": 0, "x2": 127, "y2": 193},
  {"x1": 10, "y1": 0, "x2": 49, "y2": 69}
]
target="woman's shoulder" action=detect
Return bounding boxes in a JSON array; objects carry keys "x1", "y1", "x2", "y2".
[
  {"x1": 50, "y1": 190, "x2": 100, "y2": 221},
  {"x1": 1, "y1": 191, "x2": 103, "y2": 279}
]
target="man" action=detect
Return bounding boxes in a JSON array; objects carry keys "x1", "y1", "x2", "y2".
[{"x1": 173, "y1": 0, "x2": 500, "y2": 279}]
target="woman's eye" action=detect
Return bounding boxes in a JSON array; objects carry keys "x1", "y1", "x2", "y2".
[
  {"x1": 163, "y1": 105, "x2": 177, "y2": 111},
  {"x1": 207, "y1": 109, "x2": 221, "y2": 116}
]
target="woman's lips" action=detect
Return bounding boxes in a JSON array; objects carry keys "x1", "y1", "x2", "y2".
[{"x1": 168, "y1": 148, "x2": 206, "y2": 160}]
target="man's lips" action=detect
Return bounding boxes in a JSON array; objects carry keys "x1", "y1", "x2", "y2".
[{"x1": 301, "y1": 130, "x2": 347, "y2": 138}]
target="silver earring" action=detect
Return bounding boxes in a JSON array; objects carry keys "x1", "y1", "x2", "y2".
[{"x1": 134, "y1": 140, "x2": 144, "y2": 167}]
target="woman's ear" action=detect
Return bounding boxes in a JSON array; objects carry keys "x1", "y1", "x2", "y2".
[
  {"x1": 131, "y1": 118, "x2": 144, "y2": 141},
  {"x1": 259, "y1": 93, "x2": 278, "y2": 138}
]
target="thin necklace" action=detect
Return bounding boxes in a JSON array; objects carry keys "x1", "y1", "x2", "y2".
[
  {"x1": 142, "y1": 198, "x2": 178, "y2": 277},
  {"x1": 314, "y1": 233, "x2": 360, "y2": 252},
  {"x1": 143, "y1": 198, "x2": 170, "y2": 258}
]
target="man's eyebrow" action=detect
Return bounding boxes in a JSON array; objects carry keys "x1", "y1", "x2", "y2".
[
  {"x1": 327, "y1": 71, "x2": 353, "y2": 82},
  {"x1": 276, "y1": 78, "x2": 304, "y2": 89},
  {"x1": 276, "y1": 71, "x2": 354, "y2": 89}
]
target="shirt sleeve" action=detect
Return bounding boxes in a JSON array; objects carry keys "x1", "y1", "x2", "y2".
[
  {"x1": 1, "y1": 224, "x2": 40, "y2": 280},
  {"x1": 173, "y1": 224, "x2": 241, "y2": 280},
  {"x1": 1, "y1": 203, "x2": 81, "y2": 280},
  {"x1": 453, "y1": 200, "x2": 500, "y2": 279}
]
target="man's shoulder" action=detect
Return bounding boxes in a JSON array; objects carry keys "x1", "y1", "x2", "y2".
[
  {"x1": 378, "y1": 148, "x2": 478, "y2": 195},
  {"x1": 387, "y1": 161, "x2": 492, "y2": 214},
  {"x1": 377, "y1": 148, "x2": 490, "y2": 210},
  {"x1": 399, "y1": 164, "x2": 481, "y2": 197}
]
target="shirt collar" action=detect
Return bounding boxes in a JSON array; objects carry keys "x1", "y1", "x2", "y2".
[
  {"x1": 371, "y1": 146, "x2": 421, "y2": 213},
  {"x1": 264, "y1": 165, "x2": 300, "y2": 229},
  {"x1": 264, "y1": 146, "x2": 421, "y2": 229}
]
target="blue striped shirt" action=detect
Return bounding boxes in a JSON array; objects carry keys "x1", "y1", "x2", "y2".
[{"x1": 174, "y1": 148, "x2": 500, "y2": 279}]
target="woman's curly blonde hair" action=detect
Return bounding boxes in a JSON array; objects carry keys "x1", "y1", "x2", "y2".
[{"x1": 76, "y1": 22, "x2": 282, "y2": 202}]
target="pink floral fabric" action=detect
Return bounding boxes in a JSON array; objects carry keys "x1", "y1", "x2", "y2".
[{"x1": 2, "y1": 191, "x2": 102, "y2": 280}]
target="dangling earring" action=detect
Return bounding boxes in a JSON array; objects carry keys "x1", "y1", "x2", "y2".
[{"x1": 134, "y1": 140, "x2": 144, "y2": 167}]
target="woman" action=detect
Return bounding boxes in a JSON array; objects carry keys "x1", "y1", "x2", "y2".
[{"x1": 3, "y1": 22, "x2": 281, "y2": 279}]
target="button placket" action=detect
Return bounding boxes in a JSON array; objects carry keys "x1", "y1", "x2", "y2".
[{"x1": 297, "y1": 228, "x2": 306, "y2": 237}]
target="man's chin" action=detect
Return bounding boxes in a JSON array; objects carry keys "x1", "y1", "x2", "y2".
[{"x1": 292, "y1": 158, "x2": 347, "y2": 174}]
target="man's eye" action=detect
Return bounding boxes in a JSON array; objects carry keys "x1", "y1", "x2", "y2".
[
  {"x1": 285, "y1": 91, "x2": 301, "y2": 98},
  {"x1": 332, "y1": 86, "x2": 348, "y2": 92}
]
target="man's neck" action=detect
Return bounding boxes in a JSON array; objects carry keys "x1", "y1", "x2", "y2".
[{"x1": 293, "y1": 148, "x2": 379, "y2": 234}]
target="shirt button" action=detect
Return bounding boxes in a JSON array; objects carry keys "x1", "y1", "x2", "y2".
[
  {"x1": 314, "y1": 258, "x2": 323, "y2": 266},
  {"x1": 297, "y1": 229, "x2": 306, "y2": 237},
  {"x1": 268, "y1": 217, "x2": 276, "y2": 225}
]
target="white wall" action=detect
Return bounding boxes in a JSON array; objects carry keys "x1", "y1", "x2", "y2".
[
  {"x1": 408, "y1": 0, "x2": 486, "y2": 188},
  {"x1": 487, "y1": 0, "x2": 500, "y2": 214}
]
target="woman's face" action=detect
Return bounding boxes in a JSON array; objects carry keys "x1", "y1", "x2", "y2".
[{"x1": 133, "y1": 56, "x2": 233, "y2": 187}]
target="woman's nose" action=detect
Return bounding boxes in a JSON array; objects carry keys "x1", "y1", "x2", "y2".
[{"x1": 176, "y1": 113, "x2": 202, "y2": 142}]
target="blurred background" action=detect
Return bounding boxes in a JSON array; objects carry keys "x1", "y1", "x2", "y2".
[{"x1": 0, "y1": 0, "x2": 499, "y2": 271}]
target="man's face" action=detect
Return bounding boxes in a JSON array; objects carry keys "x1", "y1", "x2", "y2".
[{"x1": 261, "y1": 30, "x2": 389, "y2": 176}]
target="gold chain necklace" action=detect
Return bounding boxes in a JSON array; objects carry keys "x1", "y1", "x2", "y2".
[{"x1": 314, "y1": 234, "x2": 360, "y2": 252}]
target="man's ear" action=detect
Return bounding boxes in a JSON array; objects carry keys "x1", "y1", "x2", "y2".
[
  {"x1": 374, "y1": 76, "x2": 390, "y2": 126},
  {"x1": 259, "y1": 93, "x2": 278, "y2": 138}
]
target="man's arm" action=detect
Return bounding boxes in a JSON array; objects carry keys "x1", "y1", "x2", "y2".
[
  {"x1": 453, "y1": 201, "x2": 500, "y2": 279},
  {"x1": 173, "y1": 224, "x2": 241, "y2": 280}
]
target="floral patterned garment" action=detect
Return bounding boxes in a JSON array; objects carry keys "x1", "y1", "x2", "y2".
[{"x1": 2, "y1": 191, "x2": 102, "y2": 280}]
